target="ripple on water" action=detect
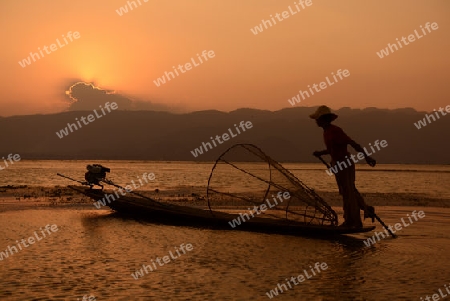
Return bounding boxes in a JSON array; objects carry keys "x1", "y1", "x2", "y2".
[{"x1": 1, "y1": 207, "x2": 450, "y2": 300}]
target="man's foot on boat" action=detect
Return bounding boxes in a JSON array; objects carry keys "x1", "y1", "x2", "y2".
[{"x1": 339, "y1": 221, "x2": 363, "y2": 229}]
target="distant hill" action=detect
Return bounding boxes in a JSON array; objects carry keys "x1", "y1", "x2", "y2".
[{"x1": 0, "y1": 107, "x2": 448, "y2": 163}]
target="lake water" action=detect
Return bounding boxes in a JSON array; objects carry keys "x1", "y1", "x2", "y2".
[
  {"x1": 1, "y1": 161, "x2": 449, "y2": 198},
  {"x1": 1, "y1": 161, "x2": 450, "y2": 300}
]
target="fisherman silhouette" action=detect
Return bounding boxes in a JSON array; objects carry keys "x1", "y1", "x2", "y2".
[
  {"x1": 310, "y1": 106, "x2": 376, "y2": 228},
  {"x1": 84, "y1": 164, "x2": 110, "y2": 189}
]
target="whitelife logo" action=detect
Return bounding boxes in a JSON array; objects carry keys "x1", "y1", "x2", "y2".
[
  {"x1": 287, "y1": 69, "x2": 350, "y2": 106},
  {"x1": 0, "y1": 225, "x2": 59, "y2": 261},
  {"x1": 190, "y1": 121, "x2": 253, "y2": 158},
  {"x1": 0, "y1": 153, "x2": 21, "y2": 171},
  {"x1": 55, "y1": 102, "x2": 118, "y2": 139},
  {"x1": 363, "y1": 210, "x2": 425, "y2": 247},
  {"x1": 250, "y1": 0, "x2": 313, "y2": 35},
  {"x1": 131, "y1": 243, "x2": 194, "y2": 280},
  {"x1": 228, "y1": 192, "x2": 291, "y2": 228},
  {"x1": 325, "y1": 139, "x2": 388, "y2": 176},
  {"x1": 116, "y1": 0, "x2": 149, "y2": 16},
  {"x1": 93, "y1": 172, "x2": 155, "y2": 209},
  {"x1": 153, "y1": 50, "x2": 215, "y2": 87},
  {"x1": 18, "y1": 31, "x2": 81, "y2": 68},
  {"x1": 420, "y1": 283, "x2": 450, "y2": 301},
  {"x1": 413, "y1": 105, "x2": 450, "y2": 130},
  {"x1": 266, "y1": 262, "x2": 328, "y2": 299},
  {"x1": 376, "y1": 22, "x2": 439, "y2": 59},
  {"x1": 77, "y1": 295, "x2": 96, "y2": 301}
]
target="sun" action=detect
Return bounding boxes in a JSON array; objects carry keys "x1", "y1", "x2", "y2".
[{"x1": 66, "y1": 46, "x2": 119, "y2": 89}]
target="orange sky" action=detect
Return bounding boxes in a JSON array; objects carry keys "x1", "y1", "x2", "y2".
[{"x1": 1, "y1": 0, "x2": 449, "y2": 116}]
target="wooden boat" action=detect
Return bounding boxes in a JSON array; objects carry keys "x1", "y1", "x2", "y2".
[{"x1": 69, "y1": 185, "x2": 375, "y2": 237}]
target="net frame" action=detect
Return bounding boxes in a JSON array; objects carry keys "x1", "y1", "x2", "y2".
[{"x1": 206, "y1": 144, "x2": 338, "y2": 226}]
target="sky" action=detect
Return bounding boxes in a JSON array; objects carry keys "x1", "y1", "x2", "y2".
[{"x1": 1, "y1": 0, "x2": 449, "y2": 116}]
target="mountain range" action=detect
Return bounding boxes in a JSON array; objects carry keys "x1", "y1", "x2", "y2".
[{"x1": 0, "y1": 107, "x2": 448, "y2": 164}]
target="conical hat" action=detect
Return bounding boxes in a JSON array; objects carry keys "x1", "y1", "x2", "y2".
[{"x1": 309, "y1": 105, "x2": 338, "y2": 120}]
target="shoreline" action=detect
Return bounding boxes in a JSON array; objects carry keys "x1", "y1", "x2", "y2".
[{"x1": 0, "y1": 185, "x2": 448, "y2": 212}]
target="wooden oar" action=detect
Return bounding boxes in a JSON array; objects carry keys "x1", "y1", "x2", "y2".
[
  {"x1": 56, "y1": 173, "x2": 88, "y2": 186},
  {"x1": 316, "y1": 155, "x2": 397, "y2": 238},
  {"x1": 100, "y1": 178, "x2": 170, "y2": 208}
]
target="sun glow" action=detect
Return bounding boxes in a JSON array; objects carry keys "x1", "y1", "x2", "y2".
[{"x1": 66, "y1": 47, "x2": 119, "y2": 89}]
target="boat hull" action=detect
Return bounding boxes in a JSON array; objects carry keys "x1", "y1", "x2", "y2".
[{"x1": 70, "y1": 186, "x2": 376, "y2": 236}]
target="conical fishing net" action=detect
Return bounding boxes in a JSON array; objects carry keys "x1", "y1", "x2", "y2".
[{"x1": 207, "y1": 144, "x2": 338, "y2": 226}]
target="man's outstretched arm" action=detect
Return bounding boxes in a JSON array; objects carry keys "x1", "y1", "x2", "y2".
[
  {"x1": 313, "y1": 150, "x2": 329, "y2": 157},
  {"x1": 349, "y1": 140, "x2": 376, "y2": 167}
]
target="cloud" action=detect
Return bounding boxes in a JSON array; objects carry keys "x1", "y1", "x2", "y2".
[{"x1": 64, "y1": 82, "x2": 175, "y2": 112}]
